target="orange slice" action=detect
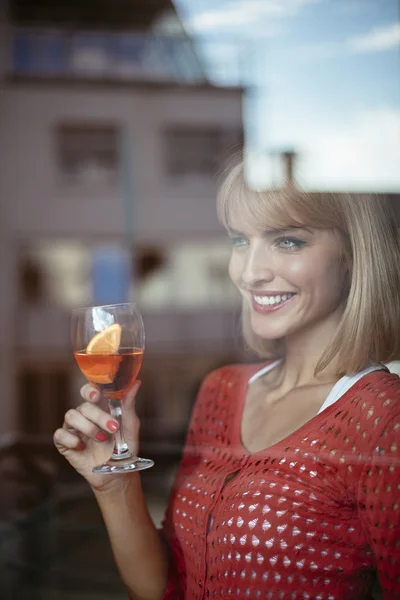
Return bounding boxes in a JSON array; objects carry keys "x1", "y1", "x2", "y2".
[
  {"x1": 86, "y1": 323, "x2": 122, "y2": 355},
  {"x1": 80, "y1": 357, "x2": 122, "y2": 385}
]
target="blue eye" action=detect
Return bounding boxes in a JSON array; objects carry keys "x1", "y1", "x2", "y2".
[
  {"x1": 230, "y1": 236, "x2": 248, "y2": 247},
  {"x1": 277, "y1": 237, "x2": 305, "y2": 250}
]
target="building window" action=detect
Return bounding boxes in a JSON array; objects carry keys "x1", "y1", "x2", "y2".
[
  {"x1": 164, "y1": 126, "x2": 243, "y2": 180},
  {"x1": 55, "y1": 123, "x2": 119, "y2": 186}
]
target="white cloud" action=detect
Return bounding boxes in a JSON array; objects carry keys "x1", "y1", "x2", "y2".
[
  {"x1": 296, "y1": 22, "x2": 400, "y2": 60},
  {"x1": 348, "y1": 22, "x2": 400, "y2": 53},
  {"x1": 297, "y1": 108, "x2": 400, "y2": 191},
  {"x1": 184, "y1": 0, "x2": 321, "y2": 33},
  {"x1": 250, "y1": 108, "x2": 400, "y2": 191}
]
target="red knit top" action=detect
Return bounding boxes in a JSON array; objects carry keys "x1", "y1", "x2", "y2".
[{"x1": 161, "y1": 364, "x2": 400, "y2": 599}]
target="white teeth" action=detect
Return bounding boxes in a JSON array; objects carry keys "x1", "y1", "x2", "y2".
[{"x1": 253, "y1": 293, "x2": 294, "y2": 307}]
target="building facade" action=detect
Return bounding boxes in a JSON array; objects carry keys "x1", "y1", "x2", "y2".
[{"x1": 0, "y1": 0, "x2": 245, "y2": 447}]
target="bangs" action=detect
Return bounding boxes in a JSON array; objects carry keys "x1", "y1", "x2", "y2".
[{"x1": 216, "y1": 162, "x2": 343, "y2": 233}]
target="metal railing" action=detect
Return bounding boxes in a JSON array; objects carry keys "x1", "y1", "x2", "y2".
[{"x1": 8, "y1": 26, "x2": 254, "y2": 87}]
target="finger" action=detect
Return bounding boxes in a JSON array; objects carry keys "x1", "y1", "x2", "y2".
[
  {"x1": 123, "y1": 380, "x2": 142, "y2": 410},
  {"x1": 80, "y1": 383, "x2": 101, "y2": 403},
  {"x1": 77, "y1": 402, "x2": 119, "y2": 434},
  {"x1": 54, "y1": 428, "x2": 86, "y2": 451},
  {"x1": 63, "y1": 408, "x2": 111, "y2": 442}
]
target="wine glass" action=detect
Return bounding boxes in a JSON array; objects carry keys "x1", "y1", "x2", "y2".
[{"x1": 71, "y1": 302, "x2": 154, "y2": 474}]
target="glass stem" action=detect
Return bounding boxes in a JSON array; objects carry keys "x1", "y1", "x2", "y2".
[{"x1": 108, "y1": 398, "x2": 132, "y2": 460}]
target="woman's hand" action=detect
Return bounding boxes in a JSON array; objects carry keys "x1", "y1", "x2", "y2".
[{"x1": 54, "y1": 380, "x2": 141, "y2": 492}]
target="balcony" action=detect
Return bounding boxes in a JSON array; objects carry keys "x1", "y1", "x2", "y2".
[
  {"x1": 9, "y1": 27, "x2": 208, "y2": 85},
  {"x1": 7, "y1": 26, "x2": 251, "y2": 89}
]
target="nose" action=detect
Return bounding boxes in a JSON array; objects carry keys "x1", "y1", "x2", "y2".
[{"x1": 240, "y1": 240, "x2": 274, "y2": 287}]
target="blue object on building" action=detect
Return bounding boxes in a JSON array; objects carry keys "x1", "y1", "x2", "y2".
[
  {"x1": 91, "y1": 246, "x2": 131, "y2": 306},
  {"x1": 13, "y1": 30, "x2": 68, "y2": 75}
]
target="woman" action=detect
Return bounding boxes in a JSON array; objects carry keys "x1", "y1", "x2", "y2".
[{"x1": 54, "y1": 162, "x2": 400, "y2": 599}]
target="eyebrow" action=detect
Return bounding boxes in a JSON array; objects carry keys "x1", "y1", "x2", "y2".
[{"x1": 227, "y1": 226, "x2": 314, "y2": 236}]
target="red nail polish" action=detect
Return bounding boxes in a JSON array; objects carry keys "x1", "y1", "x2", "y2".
[
  {"x1": 89, "y1": 390, "x2": 97, "y2": 400},
  {"x1": 107, "y1": 420, "x2": 119, "y2": 432},
  {"x1": 96, "y1": 431, "x2": 108, "y2": 442},
  {"x1": 78, "y1": 441, "x2": 86, "y2": 450}
]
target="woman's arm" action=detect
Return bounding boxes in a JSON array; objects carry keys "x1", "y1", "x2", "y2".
[
  {"x1": 94, "y1": 474, "x2": 169, "y2": 600},
  {"x1": 54, "y1": 381, "x2": 169, "y2": 600}
]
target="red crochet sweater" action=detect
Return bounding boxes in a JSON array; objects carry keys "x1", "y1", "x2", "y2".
[{"x1": 161, "y1": 364, "x2": 400, "y2": 599}]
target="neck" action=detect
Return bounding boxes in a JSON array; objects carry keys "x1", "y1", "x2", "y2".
[{"x1": 278, "y1": 309, "x2": 344, "y2": 389}]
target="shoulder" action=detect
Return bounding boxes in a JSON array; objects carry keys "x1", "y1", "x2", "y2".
[
  {"x1": 191, "y1": 361, "x2": 271, "y2": 416},
  {"x1": 343, "y1": 371, "x2": 400, "y2": 447},
  {"x1": 355, "y1": 370, "x2": 400, "y2": 414},
  {"x1": 185, "y1": 362, "x2": 271, "y2": 443},
  {"x1": 199, "y1": 361, "x2": 271, "y2": 393}
]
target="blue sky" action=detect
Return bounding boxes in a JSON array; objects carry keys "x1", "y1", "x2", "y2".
[{"x1": 175, "y1": 0, "x2": 400, "y2": 191}]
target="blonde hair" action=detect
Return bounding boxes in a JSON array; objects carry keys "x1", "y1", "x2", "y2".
[{"x1": 217, "y1": 161, "x2": 400, "y2": 376}]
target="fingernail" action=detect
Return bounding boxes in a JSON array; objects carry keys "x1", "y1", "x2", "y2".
[
  {"x1": 89, "y1": 390, "x2": 97, "y2": 400},
  {"x1": 78, "y1": 441, "x2": 86, "y2": 450},
  {"x1": 96, "y1": 431, "x2": 108, "y2": 442},
  {"x1": 107, "y1": 420, "x2": 119, "y2": 432}
]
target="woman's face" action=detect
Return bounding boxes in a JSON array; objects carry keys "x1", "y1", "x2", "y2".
[{"x1": 228, "y1": 216, "x2": 348, "y2": 341}]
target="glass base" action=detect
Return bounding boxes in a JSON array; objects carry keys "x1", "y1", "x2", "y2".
[{"x1": 92, "y1": 455, "x2": 154, "y2": 475}]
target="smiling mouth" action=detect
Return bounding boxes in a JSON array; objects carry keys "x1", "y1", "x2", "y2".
[{"x1": 252, "y1": 292, "x2": 296, "y2": 307}]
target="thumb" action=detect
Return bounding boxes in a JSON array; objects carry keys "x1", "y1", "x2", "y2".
[{"x1": 122, "y1": 379, "x2": 142, "y2": 411}]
